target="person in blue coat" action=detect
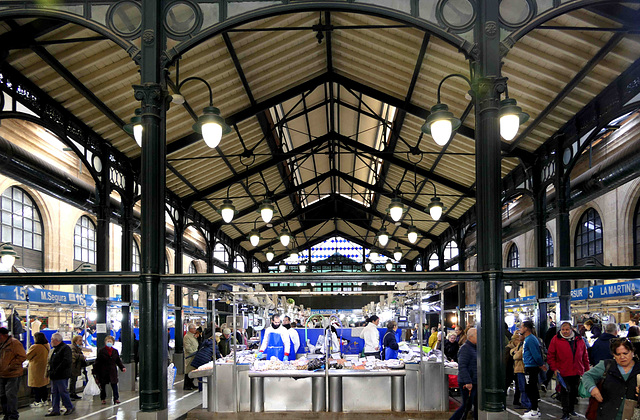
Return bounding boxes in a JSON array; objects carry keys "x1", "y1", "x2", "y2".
[
  {"x1": 382, "y1": 321, "x2": 399, "y2": 360},
  {"x1": 450, "y1": 328, "x2": 477, "y2": 420},
  {"x1": 589, "y1": 323, "x2": 618, "y2": 366}
]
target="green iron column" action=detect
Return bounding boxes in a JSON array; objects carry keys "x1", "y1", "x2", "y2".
[
  {"x1": 137, "y1": 0, "x2": 168, "y2": 417},
  {"x1": 533, "y1": 160, "x2": 549, "y2": 336},
  {"x1": 554, "y1": 137, "x2": 572, "y2": 321},
  {"x1": 121, "y1": 189, "x2": 134, "y2": 364},
  {"x1": 457, "y1": 230, "x2": 467, "y2": 329},
  {"x1": 474, "y1": 0, "x2": 505, "y2": 412},
  {"x1": 174, "y1": 215, "x2": 184, "y2": 356},
  {"x1": 96, "y1": 161, "x2": 110, "y2": 350}
]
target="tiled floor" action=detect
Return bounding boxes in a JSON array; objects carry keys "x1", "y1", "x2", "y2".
[{"x1": 15, "y1": 379, "x2": 202, "y2": 420}]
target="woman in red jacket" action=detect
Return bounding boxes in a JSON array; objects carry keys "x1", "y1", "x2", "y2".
[{"x1": 547, "y1": 322, "x2": 590, "y2": 420}]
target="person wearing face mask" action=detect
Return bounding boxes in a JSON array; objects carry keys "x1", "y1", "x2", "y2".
[
  {"x1": 93, "y1": 336, "x2": 126, "y2": 405},
  {"x1": 282, "y1": 316, "x2": 300, "y2": 356},
  {"x1": 547, "y1": 322, "x2": 590, "y2": 420},
  {"x1": 258, "y1": 314, "x2": 291, "y2": 361}
]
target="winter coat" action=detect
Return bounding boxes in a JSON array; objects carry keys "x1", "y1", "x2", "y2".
[
  {"x1": 26, "y1": 343, "x2": 50, "y2": 387},
  {"x1": 190, "y1": 338, "x2": 221, "y2": 368},
  {"x1": 457, "y1": 341, "x2": 477, "y2": 386},
  {"x1": 0, "y1": 337, "x2": 27, "y2": 378},
  {"x1": 70, "y1": 343, "x2": 86, "y2": 377},
  {"x1": 581, "y1": 359, "x2": 640, "y2": 420},
  {"x1": 590, "y1": 332, "x2": 617, "y2": 366},
  {"x1": 445, "y1": 340, "x2": 459, "y2": 362},
  {"x1": 48, "y1": 342, "x2": 72, "y2": 380},
  {"x1": 382, "y1": 329, "x2": 399, "y2": 360},
  {"x1": 183, "y1": 332, "x2": 199, "y2": 374},
  {"x1": 93, "y1": 347, "x2": 125, "y2": 384},
  {"x1": 547, "y1": 332, "x2": 589, "y2": 377},
  {"x1": 511, "y1": 342, "x2": 525, "y2": 374}
]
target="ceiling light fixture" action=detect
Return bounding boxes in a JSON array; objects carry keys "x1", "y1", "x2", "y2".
[
  {"x1": 265, "y1": 247, "x2": 275, "y2": 262},
  {"x1": 280, "y1": 228, "x2": 291, "y2": 247},
  {"x1": 387, "y1": 198, "x2": 405, "y2": 223},
  {"x1": 377, "y1": 227, "x2": 389, "y2": 247},
  {"x1": 247, "y1": 217, "x2": 262, "y2": 247},
  {"x1": 364, "y1": 259, "x2": 373, "y2": 272},
  {"x1": 393, "y1": 245, "x2": 403, "y2": 262},
  {"x1": 123, "y1": 108, "x2": 143, "y2": 147},
  {"x1": 385, "y1": 259, "x2": 393, "y2": 271}
]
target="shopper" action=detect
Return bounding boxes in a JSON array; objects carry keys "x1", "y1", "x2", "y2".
[
  {"x1": 46, "y1": 332, "x2": 75, "y2": 416},
  {"x1": 0, "y1": 326, "x2": 27, "y2": 420},
  {"x1": 510, "y1": 331, "x2": 531, "y2": 410},
  {"x1": 26, "y1": 332, "x2": 50, "y2": 407},
  {"x1": 360, "y1": 315, "x2": 381, "y2": 359},
  {"x1": 428, "y1": 327, "x2": 438, "y2": 349},
  {"x1": 282, "y1": 316, "x2": 300, "y2": 355},
  {"x1": 627, "y1": 325, "x2": 640, "y2": 354},
  {"x1": 219, "y1": 328, "x2": 233, "y2": 357},
  {"x1": 584, "y1": 319, "x2": 602, "y2": 342},
  {"x1": 581, "y1": 338, "x2": 640, "y2": 420},
  {"x1": 93, "y1": 335, "x2": 126, "y2": 405},
  {"x1": 504, "y1": 332, "x2": 518, "y2": 402},
  {"x1": 547, "y1": 321, "x2": 589, "y2": 420},
  {"x1": 382, "y1": 321, "x2": 399, "y2": 360},
  {"x1": 629, "y1": 314, "x2": 640, "y2": 328},
  {"x1": 69, "y1": 335, "x2": 86, "y2": 400},
  {"x1": 590, "y1": 323, "x2": 618, "y2": 366},
  {"x1": 520, "y1": 320, "x2": 546, "y2": 419},
  {"x1": 183, "y1": 323, "x2": 199, "y2": 390},
  {"x1": 258, "y1": 314, "x2": 291, "y2": 361},
  {"x1": 449, "y1": 328, "x2": 477, "y2": 420},
  {"x1": 445, "y1": 332, "x2": 460, "y2": 362}
]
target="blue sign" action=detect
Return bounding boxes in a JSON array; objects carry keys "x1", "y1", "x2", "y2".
[
  {"x1": 0, "y1": 286, "x2": 94, "y2": 306},
  {"x1": 505, "y1": 296, "x2": 537, "y2": 305},
  {"x1": 570, "y1": 280, "x2": 640, "y2": 301}
]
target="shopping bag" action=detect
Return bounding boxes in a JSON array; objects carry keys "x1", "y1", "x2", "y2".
[
  {"x1": 82, "y1": 367, "x2": 100, "y2": 397},
  {"x1": 167, "y1": 363, "x2": 177, "y2": 389}
]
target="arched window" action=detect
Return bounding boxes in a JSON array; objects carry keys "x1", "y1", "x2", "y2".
[
  {"x1": 634, "y1": 200, "x2": 640, "y2": 265},
  {"x1": 233, "y1": 255, "x2": 245, "y2": 272},
  {"x1": 444, "y1": 240, "x2": 459, "y2": 271},
  {"x1": 74, "y1": 216, "x2": 96, "y2": 265},
  {"x1": 189, "y1": 261, "x2": 197, "y2": 274},
  {"x1": 428, "y1": 253, "x2": 439, "y2": 271},
  {"x1": 1, "y1": 186, "x2": 43, "y2": 270},
  {"x1": 506, "y1": 243, "x2": 520, "y2": 268},
  {"x1": 213, "y1": 242, "x2": 229, "y2": 265},
  {"x1": 545, "y1": 229, "x2": 554, "y2": 268},
  {"x1": 132, "y1": 241, "x2": 141, "y2": 272},
  {"x1": 575, "y1": 208, "x2": 603, "y2": 266}
]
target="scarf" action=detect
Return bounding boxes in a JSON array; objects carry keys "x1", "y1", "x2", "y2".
[{"x1": 561, "y1": 330, "x2": 575, "y2": 341}]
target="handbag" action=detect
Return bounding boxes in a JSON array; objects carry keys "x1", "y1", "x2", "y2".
[{"x1": 621, "y1": 374, "x2": 640, "y2": 420}]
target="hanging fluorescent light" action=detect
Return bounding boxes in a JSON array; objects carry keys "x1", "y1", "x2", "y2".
[
  {"x1": 280, "y1": 228, "x2": 291, "y2": 247},
  {"x1": 377, "y1": 228, "x2": 389, "y2": 247},
  {"x1": 219, "y1": 199, "x2": 236, "y2": 223}
]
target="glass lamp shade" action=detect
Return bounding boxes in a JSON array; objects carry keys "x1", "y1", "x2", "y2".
[
  {"x1": 388, "y1": 198, "x2": 404, "y2": 222},
  {"x1": 364, "y1": 261, "x2": 373, "y2": 272},
  {"x1": 192, "y1": 293, "x2": 199, "y2": 301},
  {"x1": 133, "y1": 122, "x2": 143, "y2": 147},
  {"x1": 407, "y1": 227, "x2": 418, "y2": 244},
  {"x1": 421, "y1": 103, "x2": 461, "y2": 146},
  {"x1": 505, "y1": 284, "x2": 513, "y2": 294},
  {"x1": 248, "y1": 230, "x2": 260, "y2": 247},
  {"x1": 193, "y1": 106, "x2": 231, "y2": 149},
  {"x1": 299, "y1": 263, "x2": 307, "y2": 273},
  {"x1": 385, "y1": 259, "x2": 393, "y2": 271},
  {"x1": 377, "y1": 228, "x2": 389, "y2": 247},
  {"x1": 265, "y1": 247, "x2": 275, "y2": 262},
  {"x1": 393, "y1": 246, "x2": 403, "y2": 262},
  {"x1": 0, "y1": 244, "x2": 17, "y2": 268},
  {"x1": 369, "y1": 250, "x2": 379, "y2": 260},
  {"x1": 259, "y1": 199, "x2": 274, "y2": 224},
  {"x1": 499, "y1": 98, "x2": 529, "y2": 141},
  {"x1": 280, "y1": 229, "x2": 291, "y2": 247},
  {"x1": 279, "y1": 263, "x2": 286, "y2": 273},
  {"x1": 290, "y1": 249, "x2": 299, "y2": 260},
  {"x1": 220, "y1": 199, "x2": 235, "y2": 223},
  {"x1": 428, "y1": 197, "x2": 444, "y2": 221}
]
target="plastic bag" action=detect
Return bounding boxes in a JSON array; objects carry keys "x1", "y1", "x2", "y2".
[
  {"x1": 167, "y1": 363, "x2": 177, "y2": 389},
  {"x1": 82, "y1": 367, "x2": 100, "y2": 397}
]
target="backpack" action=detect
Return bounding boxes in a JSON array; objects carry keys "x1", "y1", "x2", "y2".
[{"x1": 537, "y1": 336, "x2": 548, "y2": 363}]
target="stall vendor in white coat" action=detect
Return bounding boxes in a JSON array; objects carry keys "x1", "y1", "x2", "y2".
[
  {"x1": 258, "y1": 314, "x2": 291, "y2": 361},
  {"x1": 282, "y1": 316, "x2": 300, "y2": 356},
  {"x1": 360, "y1": 315, "x2": 381, "y2": 359}
]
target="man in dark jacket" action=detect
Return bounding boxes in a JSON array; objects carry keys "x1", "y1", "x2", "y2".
[
  {"x1": 450, "y1": 328, "x2": 477, "y2": 420},
  {"x1": 0, "y1": 327, "x2": 27, "y2": 420},
  {"x1": 589, "y1": 323, "x2": 618, "y2": 366},
  {"x1": 46, "y1": 333, "x2": 75, "y2": 416}
]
